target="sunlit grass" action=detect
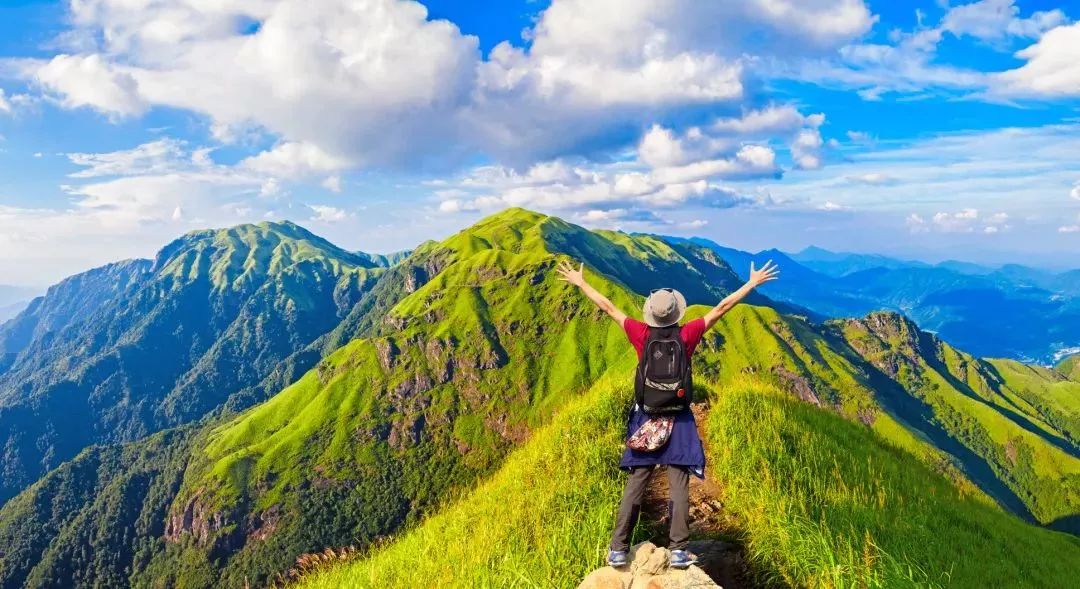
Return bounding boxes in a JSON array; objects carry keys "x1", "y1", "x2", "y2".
[
  {"x1": 293, "y1": 375, "x2": 1080, "y2": 589},
  {"x1": 293, "y1": 373, "x2": 630, "y2": 588},
  {"x1": 706, "y1": 376, "x2": 1080, "y2": 588}
]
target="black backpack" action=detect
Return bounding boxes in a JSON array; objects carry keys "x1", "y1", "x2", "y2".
[{"x1": 635, "y1": 325, "x2": 693, "y2": 414}]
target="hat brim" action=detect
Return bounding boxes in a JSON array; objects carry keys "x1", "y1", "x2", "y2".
[{"x1": 642, "y1": 289, "x2": 687, "y2": 328}]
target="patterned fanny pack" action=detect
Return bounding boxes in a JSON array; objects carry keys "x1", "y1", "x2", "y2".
[{"x1": 626, "y1": 415, "x2": 675, "y2": 452}]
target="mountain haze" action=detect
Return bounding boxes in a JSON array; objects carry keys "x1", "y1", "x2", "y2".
[{"x1": 684, "y1": 240, "x2": 1080, "y2": 363}]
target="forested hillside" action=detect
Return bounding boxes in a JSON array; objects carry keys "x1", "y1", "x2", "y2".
[{"x1": 0, "y1": 221, "x2": 383, "y2": 504}]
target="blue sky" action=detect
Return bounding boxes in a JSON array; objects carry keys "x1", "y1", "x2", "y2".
[{"x1": 0, "y1": 0, "x2": 1079, "y2": 286}]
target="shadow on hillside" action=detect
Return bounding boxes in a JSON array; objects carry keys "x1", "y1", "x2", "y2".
[
  {"x1": 847, "y1": 353, "x2": 1038, "y2": 524},
  {"x1": 1048, "y1": 514, "x2": 1080, "y2": 536},
  {"x1": 929, "y1": 359, "x2": 1080, "y2": 459},
  {"x1": 979, "y1": 363, "x2": 1080, "y2": 457}
]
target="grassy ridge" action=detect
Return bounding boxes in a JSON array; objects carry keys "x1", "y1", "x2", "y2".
[
  {"x1": 294, "y1": 367, "x2": 632, "y2": 589},
  {"x1": 3, "y1": 208, "x2": 1079, "y2": 588},
  {"x1": 987, "y1": 359, "x2": 1080, "y2": 446},
  {"x1": 295, "y1": 376, "x2": 1080, "y2": 588},
  {"x1": 836, "y1": 313, "x2": 1080, "y2": 526},
  {"x1": 707, "y1": 378, "x2": 1080, "y2": 588},
  {"x1": 1058, "y1": 354, "x2": 1080, "y2": 381}
]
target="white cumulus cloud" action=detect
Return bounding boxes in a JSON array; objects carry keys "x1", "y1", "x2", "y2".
[
  {"x1": 241, "y1": 142, "x2": 350, "y2": 178},
  {"x1": 34, "y1": 54, "x2": 147, "y2": 117},
  {"x1": 309, "y1": 204, "x2": 350, "y2": 222},
  {"x1": 13, "y1": 0, "x2": 876, "y2": 170},
  {"x1": 942, "y1": 0, "x2": 1066, "y2": 43},
  {"x1": 66, "y1": 138, "x2": 190, "y2": 178},
  {"x1": 997, "y1": 23, "x2": 1080, "y2": 97}
]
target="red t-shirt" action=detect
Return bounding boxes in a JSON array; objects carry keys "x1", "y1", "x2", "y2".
[{"x1": 623, "y1": 317, "x2": 707, "y2": 360}]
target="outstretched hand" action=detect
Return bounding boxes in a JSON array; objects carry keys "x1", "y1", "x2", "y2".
[
  {"x1": 556, "y1": 259, "x2": 586, "y2": 287},
  {"x1": 749, "y1": 260, "x2": 781, "y2": 287}
]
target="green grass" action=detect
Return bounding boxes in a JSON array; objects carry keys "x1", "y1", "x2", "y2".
[
  {"x1": 1058, "y1": 354, "x2": 1080, "y2": 381},
  {"x1": 292, "y1": 367, "x2": 633, "y2": 589},
  {"x1": 294, "y1": 376, "x2": 1080, "y2": 589},
  {"x1": 706, "y1": 378, "x2": 1080, "y2": 588},
  {"x1": 991, "y1": 358, "x2": 1080, "y2": 419},
  {"x1": 836, "y1": 313, "x2": 1080, "y2": 525}
]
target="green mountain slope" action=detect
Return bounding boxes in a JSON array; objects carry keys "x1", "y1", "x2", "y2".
[
  {"x1": 1, "y1": 208, "x2": 1078, "y2": 588},
  {"x1": 1058, "y1": 354, "x2": 1080, "y2": 381},
  {"x1": 0, "y1": 209, "x2": 770, "y2": 587},
  {"x1": 834, "y1": 313, "x2": 1080, "y2": 529},
  {"x1": 295, "y1": 374, "x2": 1080, "y2": 589},
  {"x1": 0, "y1": 221, "x2": 382, "y2": 505},
  {"x1": 0, "y1": 427, "x2": 199, "y2": 589}
]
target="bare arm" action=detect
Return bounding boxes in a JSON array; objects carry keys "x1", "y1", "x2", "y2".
[
  {"x1": 703, "y1": 260, "x2": 780, "y2": 330},
  {"x1": 555, "y1": 260, "x2": 628, "y2": 326}
]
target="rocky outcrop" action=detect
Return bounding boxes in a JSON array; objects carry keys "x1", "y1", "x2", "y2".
[
  {"x1": 772, "y1": 365, "x2": 821, "y2": 406},
  {"x1": 164, "y1": 491, "x2": 242, "y2": 553},
  {"x1": 577, "y1": 542, "x2": 721, "y2": 589}
]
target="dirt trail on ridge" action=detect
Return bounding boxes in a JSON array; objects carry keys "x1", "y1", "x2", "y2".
[{"x1": 637, "y1": 403, "x2": 766, "y2": 589}]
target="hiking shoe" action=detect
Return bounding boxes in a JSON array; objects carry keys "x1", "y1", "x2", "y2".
[
  {"x1": 670, "y1": 549, "x2": 697, "y2": 569},
  {"x1": 607, "y1": 550, "x2": 628, "y2": 567}
]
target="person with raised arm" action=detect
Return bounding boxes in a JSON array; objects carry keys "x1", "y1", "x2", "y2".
[{"x1": 556, "y1": 258, "x2": 780, "y2": 569}]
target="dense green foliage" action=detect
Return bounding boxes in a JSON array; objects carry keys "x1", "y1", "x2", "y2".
[
  {"x1": 0, "y1": 427, "x2": 199, "y2": 589},
  {"x1": 1, "y1": 208, "x2": 1078, "y2": 588},
  {"x1": 0, "y1": 221, "x2": 382, "y2": 504}
]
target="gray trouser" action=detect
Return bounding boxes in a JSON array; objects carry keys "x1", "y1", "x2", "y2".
[{"x1": 609, "y1": 465, "x2": 690, "y2": 551}]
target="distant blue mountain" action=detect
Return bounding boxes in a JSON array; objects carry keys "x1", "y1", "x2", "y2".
[
  {"x1": 0, "y1": 285, "x2": 41, "y2": 327},
  {"x1": 0, "y1": 301, "x2": 29, "y2": 324},
  {"x1": 663, "y1": 238, "x2": 880, "y2": 318},
  {"x1": 660, "y1": 239, "x2": 1080, "y2": 364},
  {"x1": 0, "y1": 285, "x2": 39, "y2": 309},
  {"x1": 789, "y1": 246, "x2": 931, "y2": 276}
]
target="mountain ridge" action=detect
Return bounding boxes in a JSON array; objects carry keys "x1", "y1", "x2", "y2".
[
  {"x1": 671, "y1": 237, "x2": 1080, "y2": 363},
  {"x1": 0, "y1": 208, "x2": 1078, "y2": 588},
  {"x1": 0, "y1": 221, "x2": 384, "y2": 505}
]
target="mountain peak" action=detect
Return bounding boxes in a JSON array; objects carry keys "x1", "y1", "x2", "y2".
[
  {"x1": 439, "y1": 207, "x2": 558, "y2": 257},
  {"x1": 480, "y1": 207, "x2": 549, "y2": 224},
  {"x1": 1058, "y1": 353, "x2": 1080, "y2": 380},
  {"x1": 151, "y1": 220, "x2": 378, "y2": 279},
  {"x1": 796, "y1": 245, "x2": 835, "y2": 257}
]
